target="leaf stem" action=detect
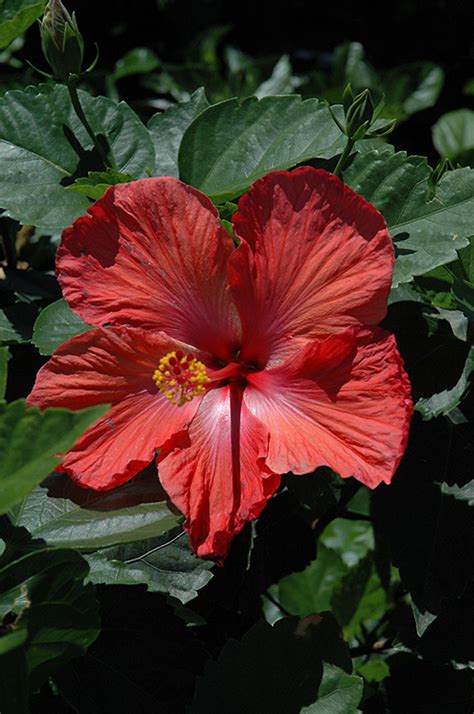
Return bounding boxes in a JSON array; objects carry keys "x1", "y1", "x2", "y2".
[
  {"x1": 67, "y1": 79, "x2": 110, "y2": 168},
  {"x1": 333, "y1": 138, "x2": 355, "y2": 178}
]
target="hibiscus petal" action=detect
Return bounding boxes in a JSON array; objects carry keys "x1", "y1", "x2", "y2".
[
  {"x1": 27, "y1": 326, "x2": 211, "y2": 410},
  {"x1": 59, "y1": 389, "x2": 199, "y2": 490},
  {"x1": 157, "y1": 384, "x2": 280, "y2": 560},
  {"x1": 27, "y1": 326, "x2": 204, "y2": 490},
  {"x1": 228, "y1": 167, "x2": 393, "y2": 365},
  {"x1": 58, "y1": 178, "x2": 240, "y2": 361},
  {"x1": 244, "y1": 327, "x2": 412, "y2": 488}
]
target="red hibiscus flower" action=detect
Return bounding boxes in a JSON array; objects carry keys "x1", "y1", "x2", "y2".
[{"x1": 28, "y1": 167, "x2": 412, "y2": 560}]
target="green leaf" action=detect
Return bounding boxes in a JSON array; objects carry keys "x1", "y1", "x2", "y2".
[
  {"x1": 9, "y1": 470, "x2": 180, "y2": 550},
  {"x1": 0, "y1": 346, "x2": 9, "y2": 399},
  {"x1": 190, "y1": 615, "x2": 362, "y2": 714},
  {"x1": 148, "y1": 87, "x2": 209, "y2": 177},
  {"x1": 0, "y1": 0, "x2": 46, "y2": 49},
  {"x1": 452, "y1": 278, "x2": 474, "y2": 323},
  {"x1": 0, "y1": 401, "x2": 107, "y2": 514},
  {"x1": 0, "y1": 545, "x2": 100, "y2": 690},
  {"x1": 321, "y1": 518, "x2": 373, "y2": 567},
  {"x1": 332, "y1": 557, "x2": 387, "y2": 640},
  {"x1": 416, "y1": 346, "x2": 474, "y2": 419},
  {"x1": 112, "y1": 47, "x2": 160, "y2": 81},
  {"x1": 276, "y1": 544, "x2": 348, "y2": 617},
  {"x1": 178, "y1": 95, "x2": 346, "y2": 201},
  {"x1": 86, "y1": 526, "x2": 213, "y2": 604},
  {"x1": 300, "y1": 664, "x2": 364, "y2": 713},
  {"x1": 32, "y1": 298, "x2": 93, "y2": 355},
  {"x1": 66, "y1": 169, "x2": 134, "y2": 200},
  {"x1": 0, "y1": 83, "x2": 155, "y2": 231},
  {"x1": 343, "y1": 148, "x2": 473, "y2": 285},
  {"x1": 382, "y1": 63, "x2": 444, "y2": 120},
  {"x1": 432, "y1": 109, "x2": 474, "y2": 164},
  {"x1": 441, "y1": 479, "x2": 474, "y2": 505},
  {"x1": 254, "y1": 55, "x2": 301, "y2": 98}
]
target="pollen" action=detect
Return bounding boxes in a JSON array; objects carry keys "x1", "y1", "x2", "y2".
[{"x1": 152, "y1": 350, "x2": 211, "y2": 407}]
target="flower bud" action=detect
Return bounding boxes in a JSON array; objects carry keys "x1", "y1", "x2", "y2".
[
  {"x1": 40, "y1": 0, "x2": 84, "y2": 81},
  {"x1": 345, "y1": 89, "x2": 375, "y2": 140}
]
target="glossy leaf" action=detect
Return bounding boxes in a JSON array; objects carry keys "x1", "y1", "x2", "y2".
[
  {"x1": 9, "y1": 470, "x2": 180, "y2": 550},
  {"x1": 32, "y1": 298, "x2": 93, "y2": 355},
  {"x1": 86, "y1": 527, "x2": 213, "y2": 604},
  {"x1": 344, "y1": 148, "x2": 473, "y2": 285},
  {"x1": 148, "y1": 87, "x2": 209, "y2": 177},
  {"x1": 178, "y1": 95, "x2": 346, "y2": 201},
  {"x1": 0, "y1": 84, "x2": 155, "y2": 231},
  {"x1": 0, "y1": 401, "x2": 107, "y2": 514},
  {"x1": 0, "y1": 0, "x2": 46, "y2": 49}
]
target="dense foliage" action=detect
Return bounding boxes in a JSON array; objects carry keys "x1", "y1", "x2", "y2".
[{"x1": 0, "y1": 2, "x2": 472, "y2": 712}]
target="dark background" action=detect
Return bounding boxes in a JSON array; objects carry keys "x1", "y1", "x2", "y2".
[
  {"x1": 70, "y1": 0, "x2": 474, "y2": 74},
  {"x1": 20, "y1": 0, "x2": 474, "y2": 162}
]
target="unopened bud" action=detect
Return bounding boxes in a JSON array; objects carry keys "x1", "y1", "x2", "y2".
[
  {"x1": 40, "y1": 0, "x2": 84, "y2": 81},
  {"x1": 345, "y1": 89, "x2": 375, "y2": 140},
  {"x1": 342, "y1": 83, "x2": 354, "y2": 114},
  {"x1": 366, "y1": 118, "x2": 397, "y2": 139}
]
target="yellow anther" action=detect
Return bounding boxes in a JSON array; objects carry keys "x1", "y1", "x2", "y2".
[{"x1": 152, "y1": 350, "x2": 211, "y2": 407}]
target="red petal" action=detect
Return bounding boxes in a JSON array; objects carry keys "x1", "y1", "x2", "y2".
[
  {"x1": 229, "y1": 167, "x2": 393, "y2": 365},
  {"x1": 157, "y1": 384, "x2": 280, "y2": 560},
  {"x1": 58, "y1": 178, "x2": 240, "y2": 361},
  {"x1": 245, "y1": 328, "x2": 412, "y2": 488},
  {"x1": 27, "y1": 326, "x2": 211, "y2": 410},
  {"x1": 60, "y1": 390, "x2": 199, "y2": 490}
]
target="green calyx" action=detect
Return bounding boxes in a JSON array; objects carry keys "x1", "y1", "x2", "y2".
[{"x1": 330, "y1": 83, "x2": 397, "y2": 142}]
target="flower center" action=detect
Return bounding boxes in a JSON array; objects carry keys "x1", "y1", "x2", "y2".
[{"x1": 152, "y1": 350, "x2": 211, "y2": 407}]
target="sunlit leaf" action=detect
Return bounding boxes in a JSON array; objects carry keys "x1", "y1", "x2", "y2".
[
  {"x1": 0, "y1": 84, "x2": 155, "y2": 231},
  {"x1": 148, "y1": 87, "x2": 209, "y2": 177},
  {"x1": 0, "y1": 0, "x2": 46, "y2": 49},
  {"x1": 9, "y1": 470, "x2": 179, "y2": 550},
  {"x1": 179, "y1": 95, "x2": 346, "y2": 201},
  {"x1": 32, "y1": 298, "x2": 93, "y2": 355},
  {"x1": 344, "y1": 147, "x2": 474, "y2": 285},
  {"x1": 0, "y1": 401, "x2": 107, "y2": 514}
]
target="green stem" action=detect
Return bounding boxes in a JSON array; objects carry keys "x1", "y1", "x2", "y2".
[
  {"x1": 67, "y1": 79, "x2": 110, "y2": 168},
  {"x1": 333, "y1": 137, "x2": 355, "y2": 178}
]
